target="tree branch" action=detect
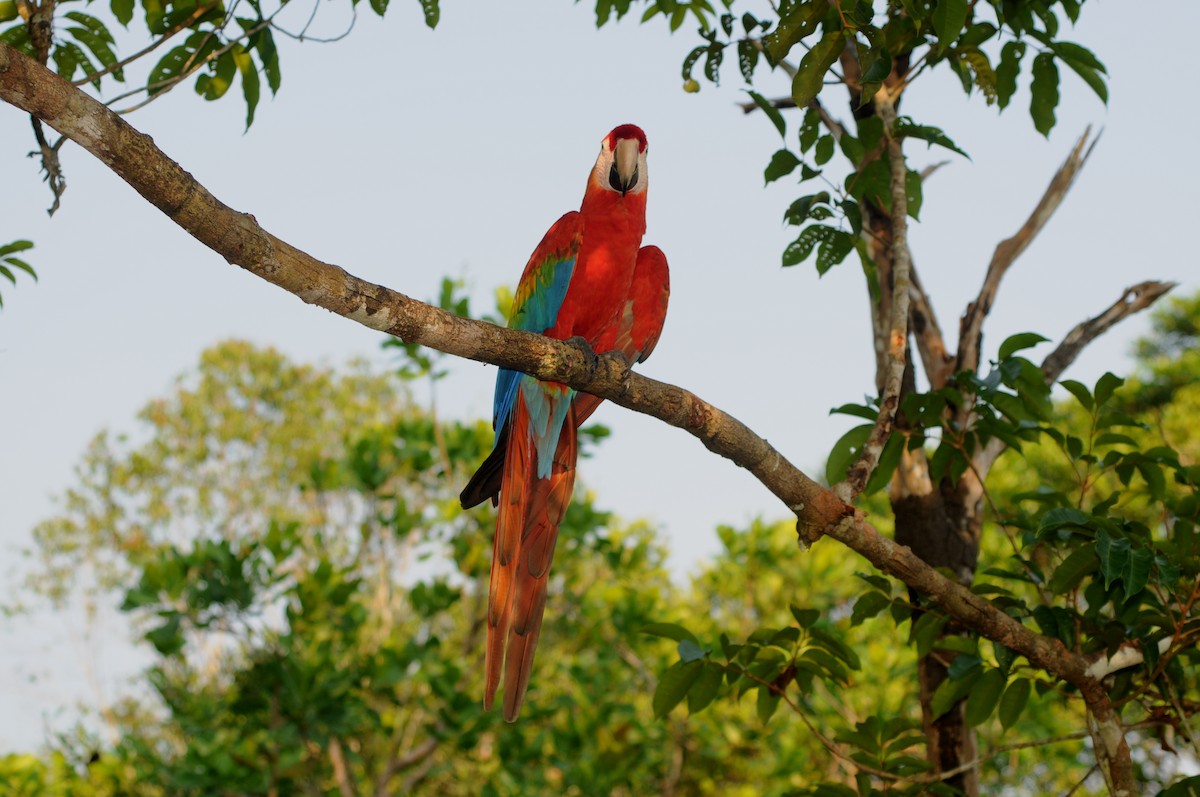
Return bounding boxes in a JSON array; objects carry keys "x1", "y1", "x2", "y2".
[
  {"x1": 0, "y1": 44, "x2": 1132, "y2": 781},
  {"x1": 840, "y1": 90, "x2": 911, "y2": 498},
  {"x1": 956, "y1": 127, "x2": 1098, "y2": 376},
  {"x1": 1041, "y1": 279, "x2": 1177, "y2": 384},
  {"x1": 974, "y1": 279, "x2": 1176, "y2": 475},
  {"x1": 908, "y1": 259, "x2": 953, "y2": 389}
]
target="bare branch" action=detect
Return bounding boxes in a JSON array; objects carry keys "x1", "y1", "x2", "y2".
[
  {"x1": 841, "y1": 90, "x2": 911, "y2": 498},
  {"x1": 1042, "y1": 280, "x2": 1177, "y2": 384},
  {"x1": 328, "y1": 737, "x2": 359, "y2": 797},
  {"x1": 908, "y1": 259, "x2": 953, "y2": 389},
  {"x1": 0, "y1": 46, "x2": 1133, "y2": 775},
  {"x1": 957, "y1": 127, "x2": 1098, "y2": 375},
  {"x1": 919, "y1": 160, "x2": 950, "y2": 182},
  {"x1": 973, "y1": 280, "x2": 1175, "y2": 476}
]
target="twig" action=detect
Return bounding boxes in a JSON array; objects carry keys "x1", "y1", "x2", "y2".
[
  {"x1": 839, "y1": 89, "x2": 911, "y2": 499},
  {"x1": 71, "y1": 4, "x2": 216, "y2": 87},
  {"x1": 919, "y1": 160, "x2": 950, "y2": 182}
]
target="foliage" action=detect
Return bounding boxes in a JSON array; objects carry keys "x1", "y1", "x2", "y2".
[
  {"x1": 598, "y1": 0, "x2": 1106, "y2": 279},
  {"x1": 1, "y1": 0, "x2": 438, "y2": 128},
  {"x1": 0, "y1": 238, "x2": 35, "y2": 308},
  {"x1": 20, "y1": 335, "x2": 1193, "y2": 793}
]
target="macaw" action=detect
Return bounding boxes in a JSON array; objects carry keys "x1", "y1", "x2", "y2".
[{"x1": 459, "y1": 124, "x2": 670, "y2": 722}]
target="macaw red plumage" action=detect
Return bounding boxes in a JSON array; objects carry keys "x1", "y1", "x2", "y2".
[{"x1": 460, "y1": 125, "x2": 669, "y2": 721}]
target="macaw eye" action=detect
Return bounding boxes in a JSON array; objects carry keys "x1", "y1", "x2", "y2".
[{"x1": 608, "y1": 163, "x2": 622, "y2": 192}]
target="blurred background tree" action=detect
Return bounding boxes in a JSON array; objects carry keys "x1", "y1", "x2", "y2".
[{"x1": 5, "y1": 288, "x2": 1198, "y2": 795}]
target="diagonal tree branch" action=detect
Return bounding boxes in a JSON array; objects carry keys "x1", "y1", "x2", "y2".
[
  {"x1": 907, "y1": 259, "x2": 953, "y2": 389},
  {"x1": 974, "y1": 279, "x2": 1177, "y2": 476},
  {"x1": 1041, "y1": 279, "x2": 1177, "y2": 384},
  {"x1": 956, "y1": 127, "x2": 1098, "y2": 376},
  {"x1": 0, "y1": 42, "x2": 1134, "y2": 785}
]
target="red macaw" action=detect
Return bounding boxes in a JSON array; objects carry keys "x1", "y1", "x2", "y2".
[{"x1": 459, "y1": 124, "x2": 669, "y2": 721}]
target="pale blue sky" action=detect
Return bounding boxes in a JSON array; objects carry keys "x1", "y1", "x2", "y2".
[{"x1": 1, "y1": 0, "x2": 1197, "y2": 750}]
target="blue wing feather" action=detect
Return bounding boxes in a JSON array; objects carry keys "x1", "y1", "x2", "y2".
[{"x1": 491, "y1": 212, "x2": 582, "y2": 476}]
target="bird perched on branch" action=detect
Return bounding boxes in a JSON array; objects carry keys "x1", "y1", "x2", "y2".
[{"x1": 460, "y1": 124, "x2": 670, "y2": 721}]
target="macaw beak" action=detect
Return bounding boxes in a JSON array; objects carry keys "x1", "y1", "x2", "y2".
[{"x1": 609, "y1": 138, "x2": 640, "y2": 196}]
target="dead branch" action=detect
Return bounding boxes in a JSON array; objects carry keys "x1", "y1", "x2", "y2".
[
  {"x1": 919, "y1": 160, "x2": 950, "y2": 182},
  {"x1": 1042, "y1": 279, "x2": 1177, "y2": 384},
  {"x1": 907, "y1": 260, "x2": 953, "y2": 388},
  {"x1": 974, "y1": 280, "x2": 1176, "y2": 476},
  {"x1": 956, "y1": 127, "x2": 1098, "y2": 376},
  {"x1": 0, "y1": 43, "x2": 1135, "y2": 787}
]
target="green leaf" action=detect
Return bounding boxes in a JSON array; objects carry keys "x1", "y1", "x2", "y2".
[
  {"x1": 686, "y1": 663, "x2": 723, "y2": 713},
  {"x1": 198, "y1": 51, "x2": 236, "y2": 100},
  {"x1": 790, "y1": 604, "x2": 820, "y2": 629},
  {"x1": 756, "y1": 682, "x2": 782, "y2": 724},
  {"x1": 1030, "y1": 53, "x2": 1060, "y2": 137},
  {"x1": 678, "y1": 638, "x2": 706, "y2": 663},
  {"x1": 642, "y1": 622, "x2": 699, "y2": 644},
  {"x1": 1059, "y1": 379, "x2": 1093, "y2": 411},
  {"x1": 1122, "y1": 547, "x2": 1152, "y2": 599},
  {"x1": 814, "y1": 134, "x2": 834, "y2": 166},
  {"x1": 0, "y1": 1, "x2": 15, "y2": 22},
  {"x1": 964, "y1": 668, "x2": 1005, "y2": 726},
  {"x1": 370, "y1": 0, "x2": 388, "y2": 16},
  {"x1": 783, "y1": 192, "x2": 831, "y2": 225},
  {"x1": 746, "y1": 90, "x2": 785, "y2": 138},
  {"x1": 893, "y1": 118, "x2": 969, "y2": 158},
  {"x1": 418, "y1": 0, "x2": 439, "y2": 28},
  {"x1": 1094, "y1": 372, "x2": 1124, "y2": 407},
  {"x1": 737, "y1": 39, "x2": 758, "y2": 83},
  {"x1": 256, "y1": 29, "x2": 281, "y2": 95},
  {"x1": 815, "y1": 230, "x2": 853, "y2": 276},
  {"x1": 905, "y1": 167, "x2": 922, "y2": 220},
  {"x1": 234, "y1": 46, "x2": 260, "y2": 129},
  {"x1": 0, "y1": 240, "x2": 33, "y2": 257},
  {"x1": 764, "y1": 149, "x2": 801, "y2": 184},
  {"x1": 763, "y1": 0, "x2": 828, "y2": 64},
  {"x1": 2, "y1": 257, "x2": 36, "y2": 279},
  {"x1": 995, "y1": 41, "x2": 1025, "y2": 109},
  {"x1": 1048, "y1": 545, "x2": 1098, "y2": 594},
  {"x1": 931, "y1": 0, "x2": 968, "y2": 51},
  {"x1": 782, "y1": 224, "x2": 837, "y2": 267},
  {"x1": 148, "y1": 45, "x2": 192, "y2": 95},
  {"x1": 931, "y1": 664, "x2": 980, "y2": 719},
  {"x1": 999, "y1": 332, "x2": 1049, "y2": 359},
  {"x1": 850, "y1": 591, "x2": 890, "y2": 626},
  {"x1": 110, "y1": 0, "x2": 134, "y2": 26},
  {"x1": 654, "y1": 660, "x2": 703, "y2": 717},
  {"x1": 998, "y1": 677, "x2": 1031, "y2": 729},
  {"x1": 1095, "y1": 528, "x2": 1129, "y2": 590},
  {"x1": 826, "y1": 424, "x2": 871, "y2": 484},
  {"x1": 791, "y1": 30, "x2": 845, "y2": 110}
]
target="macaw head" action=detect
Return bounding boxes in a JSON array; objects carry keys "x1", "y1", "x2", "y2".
[{"x1": 591, "y1": 124, "x2": 649, "y2": 198}]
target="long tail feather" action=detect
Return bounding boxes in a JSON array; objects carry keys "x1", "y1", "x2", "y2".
[
  {"x1": 502, "y1": 404, "x2": 577, "y2": 721},
  {"x1": 484, "y1": 397, "x2": 531, "y2": 711}
]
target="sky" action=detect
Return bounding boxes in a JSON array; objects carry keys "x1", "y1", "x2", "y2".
[{"x1": 1, "y1": 0, "x2": 1197, "y2": 751}]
